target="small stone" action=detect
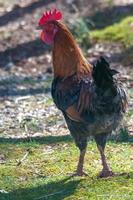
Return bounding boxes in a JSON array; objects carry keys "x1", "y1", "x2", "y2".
[{"x1": 5, "y1": 62, "x2": 14, "y2": 70}]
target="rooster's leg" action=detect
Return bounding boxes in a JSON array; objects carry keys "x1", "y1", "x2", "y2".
[
  {"x1": 76, "y1": 149, "x2": 87, "y2": 176},
  {"x1": 97, "y1": 145, "x2": 114, "y2": 178},
  {"x1": 71, "y1": 149, "x2": 87, "y2": 176},
  {"x1": 95, "y1": 134, "x2": 114, "y2": 178}
]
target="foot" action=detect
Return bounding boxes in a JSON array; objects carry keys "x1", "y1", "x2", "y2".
[
  {"x1": 69, "y1": 171, "x2": 88, "y2": 177},
  {"x1": 98, "y1": 169, "x2": 115, "y2": 178}
]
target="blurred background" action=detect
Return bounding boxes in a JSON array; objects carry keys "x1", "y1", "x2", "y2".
[{"x1": 0, "y1": 0, "x2": 132, "y2": 139}]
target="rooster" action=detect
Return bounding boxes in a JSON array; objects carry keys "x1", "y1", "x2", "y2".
[{"x1": 38, "y1": 9, "x2": 127, "y2": 177}]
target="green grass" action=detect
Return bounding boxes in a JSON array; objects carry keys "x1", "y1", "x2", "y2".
[
  {"x1": 0, "y1": 138, "x2": 133, "y2": 200},
  {"x1": 91, "y1": 16, "x2": 133, "y2": 48}
]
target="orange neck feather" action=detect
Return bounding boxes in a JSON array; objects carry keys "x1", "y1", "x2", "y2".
[{"x1": 52, "y1": 22, "x2": 92, "y2": 79}]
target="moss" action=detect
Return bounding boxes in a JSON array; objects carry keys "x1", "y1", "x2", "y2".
[{"x1": 91, "y1": 16, "x2": 133, "y2": 48}]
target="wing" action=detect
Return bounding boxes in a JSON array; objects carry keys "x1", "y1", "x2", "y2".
[{"x1": 51, "y1": 74, "x2": 92, "y2": 122}]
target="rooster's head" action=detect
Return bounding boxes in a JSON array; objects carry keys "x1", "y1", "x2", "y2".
[{"x1": 38, "y1": 9, "x2": 62, "y2": 44}]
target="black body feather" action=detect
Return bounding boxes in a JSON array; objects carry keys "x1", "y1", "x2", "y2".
[{"x1": 51, "y1": 57, "x2": 127, "y2": 150}]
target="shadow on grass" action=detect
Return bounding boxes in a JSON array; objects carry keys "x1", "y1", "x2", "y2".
[
  {"x1": 0, "y1": 135, "x2": 73, "y2": 145},
  {"x1": 0, "y1": 172, "x2": 133, "y2": 200},
  {"x1": 0, "y1": 39, "x2": 50, "y2": 68},
  {"x1": 0, "y1": 0, "x2": 55, "y2": 27},
  {"x1": 0, "y1": 85, "x2": 50, "y2": 97},
  {"x1": 0, "y1": 74, "x2": 51, "y2": 97},
  {"x1": 109, "y1": 135, "x2": 133, "y2": 144},
  {"x1": 0, "y1": 177, "x2": 81, "y2": 200},
  {"x1": 0, "y1": 133, "x2": 132, "y2": 145},
  {"x1": 88, "y1": 4, "x2": 133, "y2": 30}
]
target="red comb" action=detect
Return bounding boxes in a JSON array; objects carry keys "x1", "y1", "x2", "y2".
[{"x1": 38, "y1": 9, "x2": 62, "y2": 25}]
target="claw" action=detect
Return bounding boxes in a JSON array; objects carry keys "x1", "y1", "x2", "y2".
[
  {"x1": 98, "y1": 170, "x2": 115, "y2": 178},
  {"x1": 69, "y1": 171, "x2": 88, "y2": 177}
]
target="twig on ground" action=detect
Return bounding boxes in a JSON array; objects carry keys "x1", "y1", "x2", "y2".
[
  {"x1": 15, "y1": 96, "x2": 31, "y2": 103},
  {"x1": 24, "y1": 124, "x2": 32, "y2": 142},
  {"x1": 33, "y1": 171, "x2": 47, "y2": 178},
  {"x1": 17, "y1": 148, "x2": 30, "y2": 166}
]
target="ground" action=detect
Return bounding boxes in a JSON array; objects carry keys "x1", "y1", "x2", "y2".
[
  {"x1": 0, "y1": 141, "x2": 133, "y2": 200},
  {"x1": 0, "y1": 0, "x2": 133, "y2": 200}
]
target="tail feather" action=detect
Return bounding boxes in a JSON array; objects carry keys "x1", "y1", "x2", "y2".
[{"x1": 92, "y1": 57, "x2": 119, "y2": 90}]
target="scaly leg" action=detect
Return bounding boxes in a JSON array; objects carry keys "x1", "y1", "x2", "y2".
[
  {"x1": 71, "y1": 149, "x2": 87, "y2": 176},
  {"x1": 97, "y1": 145, "x2": 114, "y2": 178},
  {"x1": 95, "y1": 133, "x2": 114, "y2": 178}
]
